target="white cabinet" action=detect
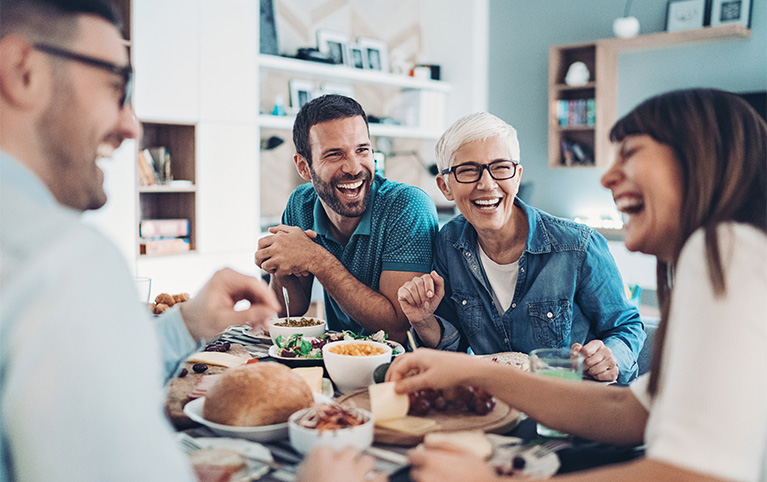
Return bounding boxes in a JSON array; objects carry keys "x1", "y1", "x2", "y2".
[{"x1": 132, "y1": 0, "x2": 200, "y2": 122}]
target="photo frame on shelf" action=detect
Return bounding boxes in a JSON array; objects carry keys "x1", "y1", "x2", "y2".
[
  {"x1": 665, "y1": 0, "x2": 706, "y2": 32},
  {"x1": 358, "y1": 37, "x2": 389, "y2": 72},
  {"x1": 316, "y1": 30, "x2": 348, "y2": 65},
  {"x1": 347, "y1": 43, "x2": 366, "y2": 69},
  {"x1": 289, "y1": 79, "x2": 315, "y2": 110},
  {"x1": 709, "y1": 0, "x2": 752, "y2": 27}
]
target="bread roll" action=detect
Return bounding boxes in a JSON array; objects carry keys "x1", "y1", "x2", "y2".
[{"x1": 203, "y1": 362, "x2": 313, "y2": 426}]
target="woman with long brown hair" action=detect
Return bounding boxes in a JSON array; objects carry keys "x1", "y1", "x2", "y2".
[{"x1": 373, "y1": 89, "x2": 766, "y2": 482}]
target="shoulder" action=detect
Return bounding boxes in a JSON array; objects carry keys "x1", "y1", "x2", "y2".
[
  {"x1": 286, "y1": 182, "x2": 317, "y2": 206},
  {"x1": 374, "y1": 178, "x2": 437, "y2": 220},
  {"x1": 680, "y1": 223, "x2": 767, "y2": 271}
]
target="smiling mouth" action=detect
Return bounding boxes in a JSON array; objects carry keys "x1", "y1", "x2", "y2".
[
  {"x1": 615, "y1": 197, "x2": 644, "y2": 215},
  {"x1": 472, "y1": 198, "x2": 502, "y2": 210},
  {"x1": 336, "y1": 179, "x2": 364, "y2": 198},
  {"x1": 96, "y1": 144, "x2": 115, "y2": 159}
]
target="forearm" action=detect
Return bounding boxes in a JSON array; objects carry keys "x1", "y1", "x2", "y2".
[
  {"x1": 313, "y1": 253, "x2": 408, "y2": 342},
  {"x1": 472, "y1": 364, "x2": 647, "y2": 445},
  {"x1": 411, "y1": 315, "x2": 443, "y2": 347},
  {"x1": 550, "y1": 459, "x2": 726, "y2": 482}
]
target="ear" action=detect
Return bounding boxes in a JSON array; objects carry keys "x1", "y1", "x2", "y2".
[
  {"x1": 294, "y1": 153, "x2": 312, "y2": 181},
  {"x1": 436, "y1": 175, "x2": 454, "y2": 201},
  {"x1": 0, "y1": 35, "x2": 50, "y2": 110}
]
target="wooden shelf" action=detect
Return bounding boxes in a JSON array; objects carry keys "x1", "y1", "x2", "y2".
[
  {"x1": 258, "y1": 54, "x2": 451, "y2": 92},
  {"x1": 548, "y1": 24, "x2": 752, "y2": 169}
]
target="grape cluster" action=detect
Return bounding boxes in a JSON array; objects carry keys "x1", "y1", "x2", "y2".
[{"x1": 408, "y1": 385, "x2": 496, "y2": 416}]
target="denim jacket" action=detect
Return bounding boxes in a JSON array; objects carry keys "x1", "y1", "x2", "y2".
[{"x1": 431, "y1": 198, "x2": 645, "y2": 384}]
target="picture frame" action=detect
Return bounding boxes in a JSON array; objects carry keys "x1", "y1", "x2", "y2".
[
  {"x1": 358, "y1": 37, "x2": 389, "y2": 72},
  {"x1": 289, "y1": 79, "x2": 315, "y2": 110},
  {"x1": 316, "y1": 30, "x2": 348, "y2": 65},
  {"x1": 709, "y1": 0, "x2": 752, "y2": 28},
  {"x1": 665, "y1": 0, "x2": 706, "y2": 32},
  {"x1": 346, "y1": 43, "x2": 367, "y2": 69}
]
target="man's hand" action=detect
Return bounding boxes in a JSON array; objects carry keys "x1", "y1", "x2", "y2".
[
  {"x1": 255, "y1": 225, "x2": 321, "y2": 277},
  {"x1": 571, "y1": 340, "x2": 619, "y2": 382},
  {"x1": 179, "y1": 268, "x2": 280, "y2": 341}
]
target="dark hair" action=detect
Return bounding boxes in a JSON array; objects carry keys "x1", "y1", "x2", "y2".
[
  {"x1": 610, "y1": 88, "x2": 767, "y2": 395},
  {"x1": 0, "y1": 0, "x2": 120, "y2": 41},
  {"x1": 292, "y1": 94, "x2": 368, "y2": 166}
]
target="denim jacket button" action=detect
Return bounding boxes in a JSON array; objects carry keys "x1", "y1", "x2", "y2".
[
  {"x1": 520, "y1": 267, "x2": 525, "y2": 272},
  {"x1": 511, "y1": 303, "x2": 516, "y2": 308},
  {"x1": 465, "y1": 252, "x2": 471, "y2": 257},
  {"x1": 547, "y1": 311, "x2": 553, "y2": 318},
  {"x1": 462, "y1": 300, "x2": 467, "y2": 305}
]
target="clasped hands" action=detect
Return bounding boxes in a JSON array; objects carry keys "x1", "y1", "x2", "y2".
[{"x1": 255, "y1": 225, "x2": 322, "y2": 278}]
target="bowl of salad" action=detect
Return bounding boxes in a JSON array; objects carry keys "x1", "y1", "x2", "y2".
[{"x1": 269, "y1": 330, "x2": 404, "y2": 367}]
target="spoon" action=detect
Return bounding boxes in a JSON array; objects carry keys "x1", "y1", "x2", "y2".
[{"x1": 282, "y1": 286, "x2": 290, "y2": 321}]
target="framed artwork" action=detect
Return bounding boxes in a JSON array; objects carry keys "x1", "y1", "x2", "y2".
[
  {"x1": 347, "y1": 43, "x2": 366, "y2": 69},
  {"x1": 710, "y1": 0, "x2": 752, "y2": 27},
  {"x1": 289, "y1": 79, "x2": 315, "y2": 110},
  {"x1": 358, "y1": 38, "x2": 389, "y2": 72},
  {"x1": 666, "y1": 0, "x2": 706, "y2": 32},
  {"x1": 316, "y1": 30, "x2": 348, "y2": 65}
]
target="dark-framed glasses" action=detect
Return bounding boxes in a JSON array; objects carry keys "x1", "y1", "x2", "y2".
[
  {"x1": 441, "y1": 159, "x2": 520, "y2": 183},
  {"x1": 34, "y1": 43, "x2": 133, "y2": 107}
]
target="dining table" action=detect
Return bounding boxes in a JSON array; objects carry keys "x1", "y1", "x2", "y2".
[{"x1": 177, "y1": 326, "x2": 645, "y2": 481}]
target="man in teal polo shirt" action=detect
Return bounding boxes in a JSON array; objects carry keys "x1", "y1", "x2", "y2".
[{"x1": 256, "y1": 95, "x2": 438, "y2": 344}]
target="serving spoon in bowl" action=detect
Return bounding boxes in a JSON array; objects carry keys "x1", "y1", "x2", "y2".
[{"x1": 282, "y1": 286, "x2": 290, "y2": 321}]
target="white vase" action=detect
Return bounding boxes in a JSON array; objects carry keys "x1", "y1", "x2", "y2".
[{"x1": 613, "y1": 16, "x2": 640, "y2": 38}]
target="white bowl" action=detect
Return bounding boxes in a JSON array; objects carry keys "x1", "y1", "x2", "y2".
[
  {"x1": 267, "y1": 317, "x2": 326, "y2": 345},
  {"x1": 288, "y1": 405, "x2": 374, "y2": 454},
  {"x1": 322, "y1": 340, "x2": 392, "y2": 394}
]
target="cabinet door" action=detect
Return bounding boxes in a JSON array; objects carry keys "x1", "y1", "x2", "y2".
[
  {"x1": 132, "y1": 0, "x2": 200, "y2": 121},
  {"x1": 200, "y1": 0, "x2": 258, "y2": 123},
  {"x1": 196, "y1": 123, "x2": 258, "y2": 253}
]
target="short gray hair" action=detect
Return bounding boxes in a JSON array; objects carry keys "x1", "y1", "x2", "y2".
[{"x1": 434, "y1": 112, "x2": 520, "y2": 173}]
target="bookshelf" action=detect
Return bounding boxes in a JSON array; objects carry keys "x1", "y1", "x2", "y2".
[{"x1": 548, "y1": 24, "x2": 751, "y2": 169}]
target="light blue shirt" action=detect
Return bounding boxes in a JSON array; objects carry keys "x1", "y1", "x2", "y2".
[
  {"x1": 0, "y1": 151, "x2": 197, "y2": 481},
  {"x1": 282, "y1": 174, "x2": 438, "y2": 334}
]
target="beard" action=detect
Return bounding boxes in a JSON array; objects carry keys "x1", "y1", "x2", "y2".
[{"x1": 309, "y1": 166, "x2": 373, "y2": 218}]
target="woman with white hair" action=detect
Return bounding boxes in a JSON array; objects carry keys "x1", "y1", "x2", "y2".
[{"x1": 397, "y1": 112, "x2": 645, "y2": 384}]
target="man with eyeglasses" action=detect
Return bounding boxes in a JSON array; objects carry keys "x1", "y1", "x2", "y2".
[
  {"x1": 0, "y1": 1, "x2": 280, "y2": 480},
  {"x1": 397, "y1": 112, "x2": 645, "y2": 385}
]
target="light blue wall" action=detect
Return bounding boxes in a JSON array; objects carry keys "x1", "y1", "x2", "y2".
[{"x1": 488, "y1": 0, "x2": 766, "y2": 219}]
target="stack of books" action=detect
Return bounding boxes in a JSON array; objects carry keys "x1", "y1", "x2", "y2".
[
  {"x1": 137, "y1": 147, "x2": 172, "y2": 186},
  {"x1": 139, "y1": 219, "x2": 190, "y2": 255},
  {"x1": 556, "y1": 99, "x2": 596, "y2": 128}
]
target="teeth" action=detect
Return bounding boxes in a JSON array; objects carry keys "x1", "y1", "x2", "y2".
[
  {"x1": 96, "y1": 144, "x2": 115, "y2": 159},
  {"x1": 337, "y1": 180, "x2": 363, "y2": 190},
  {"x1": 615, "y1": 197, "x2": 643, "y2": 213},
  {"x1": 472, "y1": 198, "x2": 501, "y2": 208}
]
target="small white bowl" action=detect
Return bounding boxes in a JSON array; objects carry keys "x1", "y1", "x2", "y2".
[
  {"x1": 267, "y1": 317, "x2": 326, "y2": 345},
  {"x1": 288, "y1": 405, "x2": 374, "y2": 454},
  {"x1": 322, "y1": 340, "x2": 392, "y2": 394}
]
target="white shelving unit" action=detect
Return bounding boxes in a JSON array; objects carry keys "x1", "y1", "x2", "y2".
[{"x1": 258, "y1": 114, "x2": 444, "y2": 140}]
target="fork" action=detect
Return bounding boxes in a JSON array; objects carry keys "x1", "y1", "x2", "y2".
[
  {"x1": 176, "y1": 433, "x2": 286, "y2": 472},
  {"x1": 282, "y1": 286, "x2": 290, "y2": 321},
  {"x1": 532, "y1": 439, "x2": 572, "y2": 457}
]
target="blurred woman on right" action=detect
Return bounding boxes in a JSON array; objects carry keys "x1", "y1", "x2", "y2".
[{"x1": 385, "y1": 88, "x2": 766, "y2": 482}]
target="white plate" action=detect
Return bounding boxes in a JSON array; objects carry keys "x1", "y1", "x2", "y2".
[
  {"x1": 184, "y1": 436, "x2": 274, "y2": 479},
  {"x1": 183, "y1": 393, "x2": 333, "y2": 442}
]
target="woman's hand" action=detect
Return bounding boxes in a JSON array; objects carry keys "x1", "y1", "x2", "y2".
[
  {"x1": 385, "y1": 348, "x2": 478, "y2": 394},
  {"x1": 571, "y1": 340, "x2": 619, "y2": 382},
  {"x1": 397, "y1": 271, "x2": 445, "y2": 326}
]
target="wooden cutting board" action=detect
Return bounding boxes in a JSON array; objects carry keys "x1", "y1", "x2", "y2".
[{"x1": 337, "y1": 389, "x2": 521, "y2": 446}]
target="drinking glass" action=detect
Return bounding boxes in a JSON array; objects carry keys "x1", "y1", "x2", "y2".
[
  {"x1": 530, "y1": 347, "x2": 584, "y2": 437},
  {"x1": 134, "y1": 277, "x2": 152, "y2": 305}
]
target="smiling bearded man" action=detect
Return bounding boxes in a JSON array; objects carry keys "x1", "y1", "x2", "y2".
[{"x1": 255, "y1": 94, "x2": 438, "y2": 344}]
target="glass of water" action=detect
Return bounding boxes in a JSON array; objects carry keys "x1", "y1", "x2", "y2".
[{"x1": 530, "y1": 347, "x2": 584, "y2": 437}]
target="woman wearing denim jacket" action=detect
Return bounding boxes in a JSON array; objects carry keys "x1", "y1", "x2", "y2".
[{"x1": 398, "y1": 112, "x2": 645, "y2": 384}]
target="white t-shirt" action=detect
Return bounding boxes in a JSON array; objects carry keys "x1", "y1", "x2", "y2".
[
  {"x1": 630, "y1": 223, "x2": 767, "y2": 482},
  {"x1": 1, "y1": 152, "x2": 198, "y2": 481},
  {"x1": 478, "y1": 244, "x2": 519, "y2": 314}
]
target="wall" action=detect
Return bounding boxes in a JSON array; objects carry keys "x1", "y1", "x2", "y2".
[{"x1": 487, "y1": 0, "x2": 766, "y2": 221}]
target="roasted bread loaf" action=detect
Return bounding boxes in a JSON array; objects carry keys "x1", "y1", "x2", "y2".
[{"x1": 203, "y1": 362, "x2": 313, "y2": 426}]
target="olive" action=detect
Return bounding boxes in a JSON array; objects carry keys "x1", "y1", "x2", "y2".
[
  {"x1": 192, "y1": 363, "x2": 208, "y2": 373},
  {"x1": 178, "y1": 368, "x2": 188, "y2": 378},
  {"x1": 373, "y1": 362, "x2": 391, "y2": 384}
]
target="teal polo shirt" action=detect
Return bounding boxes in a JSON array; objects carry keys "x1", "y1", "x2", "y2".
[{"x1": 282, "y1": 174, "x2": 438, "y2": 334}]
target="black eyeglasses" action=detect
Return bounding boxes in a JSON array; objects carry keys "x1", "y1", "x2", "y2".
[
  {"x1": 34, "y1": 43, "x2": 133, "y2": 107},
  {"x1": 441, "y1": 159, "x2": 519, "y2": 183}
]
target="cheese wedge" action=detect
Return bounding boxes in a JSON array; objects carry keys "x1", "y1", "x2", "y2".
[
  {"x1": 369, "y1": 382, "x2": 409, "y2": 421},
  {"x1": 376, "y1": 416, "x2": 440, "y2": 435},
  {"x1": 423, "y1": 431, "x2": 494, "y2": 460},
  {"x1": 186, "y1": 352, "x2": 247, "y2": 368},
  {"x1": 292, "y1": 366, "x2": 324, "y2": 394}
]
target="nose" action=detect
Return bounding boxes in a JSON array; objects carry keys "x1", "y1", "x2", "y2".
[
  {"x1": 601, "y1": 161, "x2": 622, "y2": 190},
  {"x1": 341, "y1": 151, "x2": 364, "y2": 175},
  {"x1": 117, "y1": 104, "x2": 140, "y2": 141},
  {"x1": 475, "y1": 166, "x2": 497, "y2": 189}
]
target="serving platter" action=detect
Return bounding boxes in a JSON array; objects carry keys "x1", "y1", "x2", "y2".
[{"x1": 337, "y1": 389, "x2": 521, "y2": 446}]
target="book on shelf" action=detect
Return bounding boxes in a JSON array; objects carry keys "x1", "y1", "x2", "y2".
[
  {"x1": 137, "y1": 149, "x2": 156, "y2": 186},
  {"x1": 556, "y1": 99, "x2": 595, "y2": 128},
  {"x1": 146, "y1": 146, "x2": 172, "y2": 184},
  {"x1": 140, "y1": 237, "x2": 190, "y2": 256},
  {"x1": 139, "y1": 219, "x2": 190, "y2": 238}
]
